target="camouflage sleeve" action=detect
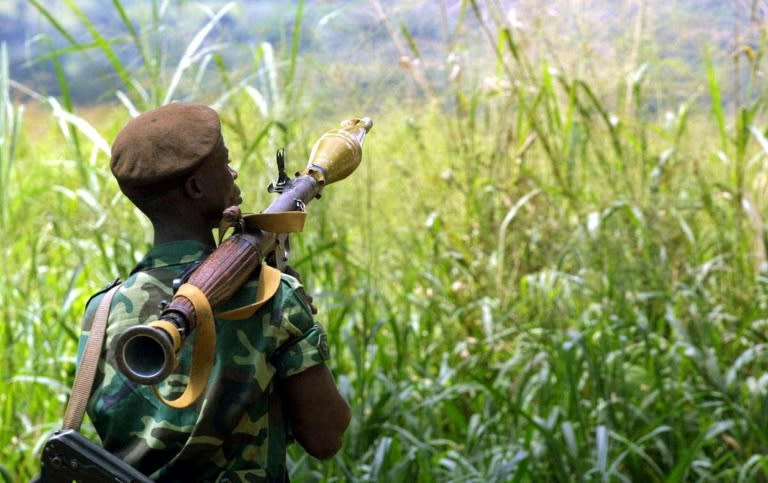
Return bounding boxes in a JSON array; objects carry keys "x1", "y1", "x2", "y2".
[{"x1": 270, "y1": 275, "x2": 331, "y2": 379}]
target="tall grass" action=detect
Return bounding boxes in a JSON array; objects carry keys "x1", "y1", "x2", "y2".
[{"x1": 4, "y1": 0, "x2": 768, "y2": 481}]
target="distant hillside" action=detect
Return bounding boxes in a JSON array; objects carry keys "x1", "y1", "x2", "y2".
[{"x1": 0, "y1": 0, "x2": 763, "y2": 108}]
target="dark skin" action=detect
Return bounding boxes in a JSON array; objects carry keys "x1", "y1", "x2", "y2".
[{"x1": 141, "y1": 139, "x2": 351, "y2": 459}]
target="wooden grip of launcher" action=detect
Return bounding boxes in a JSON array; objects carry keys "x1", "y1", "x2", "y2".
[{"x1": 167, "y1": 232, "x2": 264, "y2": 332}]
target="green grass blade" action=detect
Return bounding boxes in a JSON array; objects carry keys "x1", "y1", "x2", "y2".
[
  {"x1": 284, "y1": 0, "x2": 304, "y2": 107},
  {"x1": 27, "y1": 0, "x2": 81, "y2": 48},
  {"x1": 705, "y1": 54, "x2": 727, "y2": 153},
  {"x1": 163, "y1": 1, "x2": 236, "y2": 104},
  {"x1": 62, "y1": 0, "x2": 136, "y2": 100}
]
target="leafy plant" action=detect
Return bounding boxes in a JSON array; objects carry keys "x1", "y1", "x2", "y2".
[{"x1": 4, "y1": 1, "x2": 768, "y2": 481}]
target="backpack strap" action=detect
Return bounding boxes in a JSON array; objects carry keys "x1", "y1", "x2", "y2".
[{"x1": 62, "y1": 283, "x2": 121, "y2": 430}]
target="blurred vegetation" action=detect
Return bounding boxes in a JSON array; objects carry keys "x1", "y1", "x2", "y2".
[{"x1": 3, "y1": 0, "x2": 768, "y2": 481}]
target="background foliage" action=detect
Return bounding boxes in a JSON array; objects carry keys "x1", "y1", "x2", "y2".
[{"x1": 3, "y1": 0, "x2": 768, "y2": 481}]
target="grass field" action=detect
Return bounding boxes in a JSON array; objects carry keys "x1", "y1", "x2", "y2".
[{"x1": 3, "y1": 1, "x2": 768, "y2": 481}]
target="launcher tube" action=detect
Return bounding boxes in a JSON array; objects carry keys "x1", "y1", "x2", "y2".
[{"x1": 112, "y1": 118, "x2": 372, "y2": 387}]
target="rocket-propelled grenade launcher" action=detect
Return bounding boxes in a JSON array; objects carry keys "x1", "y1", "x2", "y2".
[{"x1": 111, "y1": 118, "x2": 373, "y2": 407}]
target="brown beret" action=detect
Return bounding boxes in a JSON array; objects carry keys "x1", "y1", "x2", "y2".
[{"x1": 110, "y1": 103, "x2": 222, "y2": 187}]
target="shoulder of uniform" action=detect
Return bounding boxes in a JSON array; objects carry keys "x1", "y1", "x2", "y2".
[
  {"x1": 84, "y1": 278, "x2": 122, "y2": 310},
  {"x1": 280, "y1": 272, "x2": 302, "y2": 289}
]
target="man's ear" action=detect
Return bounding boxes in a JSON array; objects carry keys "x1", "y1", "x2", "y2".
[{"x1": 183, "y1": 175, "x2": 205, "y2": 199}]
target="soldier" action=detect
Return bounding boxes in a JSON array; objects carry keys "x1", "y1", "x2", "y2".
[{"x1": 79, "y1": 103, "x2": 350, "y2": 481}]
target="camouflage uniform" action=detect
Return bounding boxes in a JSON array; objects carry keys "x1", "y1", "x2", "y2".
[{"x1": 77, "y1": 240, "x2": 330, "y2": 482}]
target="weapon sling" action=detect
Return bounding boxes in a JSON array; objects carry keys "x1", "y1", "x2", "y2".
[
  {"x1": 63, "y1": 283, "x2": 120, "y2": 430},
  {"x1": 38, "y1": 262, "x2": 283, "y2": 480},
  {"x1": 36, "y1": 283, "x2": 154, "y2": 483}
]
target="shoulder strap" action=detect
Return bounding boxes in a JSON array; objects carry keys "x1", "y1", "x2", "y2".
[
  {"x1": 215, "y1": 265, "x2": 282, "y2": 320},
  {"x1": 62, "y1": 284, "x2": 121, "y2": 431},
  {"x1": 150, "y1": 283, "x2": 215, "y2": 409}
]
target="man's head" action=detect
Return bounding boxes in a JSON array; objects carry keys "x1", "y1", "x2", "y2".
[{"x1": 110, "y1": 103, "x2": 241, "y2": 227}]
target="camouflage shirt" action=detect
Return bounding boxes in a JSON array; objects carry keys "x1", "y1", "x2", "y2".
[{"x1": 77, "y1": 240, "x2": 330, "y2": 482}]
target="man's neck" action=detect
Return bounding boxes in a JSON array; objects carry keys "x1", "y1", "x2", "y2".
[{"x1": 152, "y1": 219, "x2": 216, "y2": 248}]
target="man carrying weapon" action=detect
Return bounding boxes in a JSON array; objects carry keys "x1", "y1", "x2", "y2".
[{"x1": 42, "y1": 103, "x2": 360, "y2": 482}]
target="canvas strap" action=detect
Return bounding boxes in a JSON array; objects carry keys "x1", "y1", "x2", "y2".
[
  {"x1": 216, "y1": 265, "x2": 282, "y2": 320},
  {"x1": 59, "y1": 261, "x2": 284, "y2": 416},
  {"x1": 151, "y1": 264, "x2": 282, "y2": 409},
  {"x1": 218, "y1": 211, "x2": 307, "y2": 243},
  {"x1": 242, "y1": 211, "x2": 306, "y2": 233},
  {"x1": 62, "y1": 284, "x2": 121, "y2": 431},
  {"x1": 151, "y1": 283, "x2": 216, "y2": 409}
]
